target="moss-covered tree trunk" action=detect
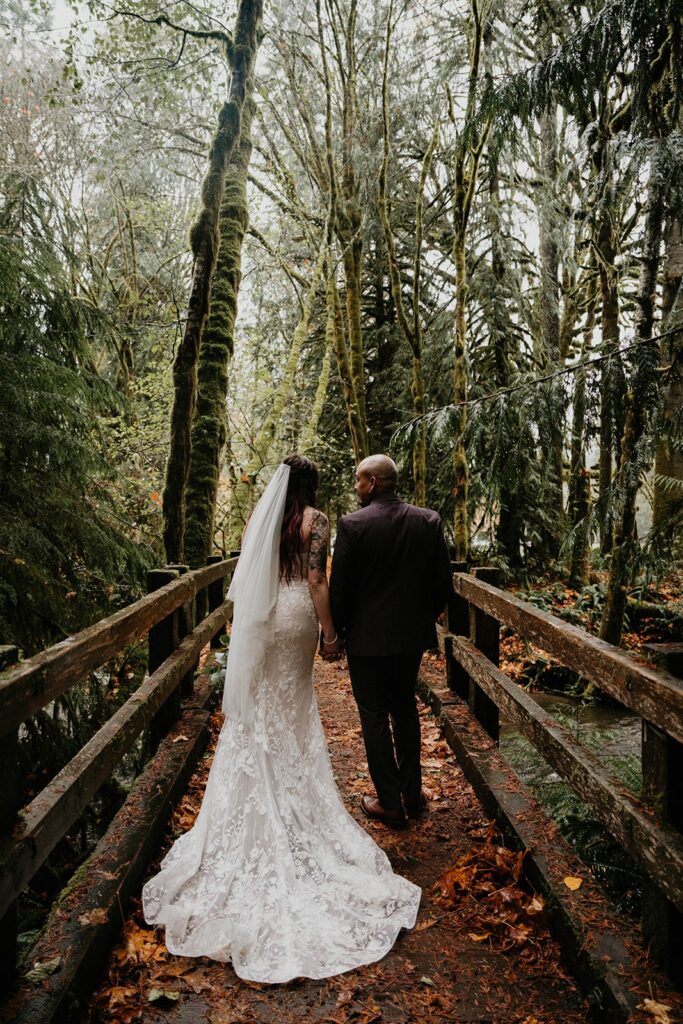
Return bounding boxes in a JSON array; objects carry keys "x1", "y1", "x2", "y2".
[
  {"x1": 596, "y1": 215, "x2": 623, "y2": 557},
  {"x1": 316, "y1": 0, "x2": 367, "y2": 463},
  {"x1": 300, "y1": 328, "x2": 332, "y2": 453},
  {"x1": 485, "y1": 157, "x2": 522, "y2": 568},
  {"x1": 537, "y1": 97, "x2": 565, "y2": 559},
  {"x1": 599, "y1": 151, "x2": 665, "y2": 645},
  {"x1": 568, "y1": 275, "x2": 597, "y2": 589},
  {"x1": 450, "y1": 0, "x2": 488, "y2": 561},
  {"x1": 377, "y1": 4, "x2": 435, "y2": 505},
  {"x1": 328, "y1": 267, "x2": 366, "y2": 461},
  {"x1": 184, "y1": 93, "x2": 256, "y2": 570},
  {"x1": 162, "y1": 0, "x2": 262, "y2": 563},
  {"x1": 653, "y1": 217, "x2": 683, "y2": 532}
]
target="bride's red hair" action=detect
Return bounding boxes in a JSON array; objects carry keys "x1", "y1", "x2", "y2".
[{"x1": 280, "y1": 454, "x2": 319, "y2": 582}]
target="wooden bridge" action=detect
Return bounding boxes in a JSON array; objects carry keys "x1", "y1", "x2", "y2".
[{"x1": 0, "y1": 558, "x2": 682, "y2": 1023}]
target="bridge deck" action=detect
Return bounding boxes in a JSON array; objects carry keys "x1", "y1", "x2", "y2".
[{"x1": 87, "y1": 655, "x2": 590, "y2": 1024}]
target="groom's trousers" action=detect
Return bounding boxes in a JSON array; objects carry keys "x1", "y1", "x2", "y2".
[{"x1": 346, "y1": 651, "x2": 423, "y2": 813}]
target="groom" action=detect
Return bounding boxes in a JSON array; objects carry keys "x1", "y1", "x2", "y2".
[{"x1": 329, "y1": 455, "x2": 453, "y2": 829}]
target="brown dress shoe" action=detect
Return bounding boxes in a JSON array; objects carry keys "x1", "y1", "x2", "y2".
[
  {"x1": 360, "y1": 794, "x2": 407, "y2": 830},
  {"x1": 404, "y1": 791, "x2": 428, "y2": 819}
]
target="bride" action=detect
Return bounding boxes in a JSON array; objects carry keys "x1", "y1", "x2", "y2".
[{"x1": 142, "y1": 454, "x2": 421, "y2": 983}]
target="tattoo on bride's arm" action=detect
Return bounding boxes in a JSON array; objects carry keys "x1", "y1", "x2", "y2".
[{"x1": 308, "y1": 512, "x2": 329, "y2": 575}]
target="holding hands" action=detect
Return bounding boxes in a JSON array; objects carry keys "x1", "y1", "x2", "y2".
[{"x1": 320, "y1": 630, "x2": 343, "y2": 661}]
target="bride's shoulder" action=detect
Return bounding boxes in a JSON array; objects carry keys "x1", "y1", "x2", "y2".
[
  {"x1": 303, "y1": 504, "x2": 327, "y2": 519},
  {"x1": 302, "y1": 506, "x2": 329, "y2": 538}
]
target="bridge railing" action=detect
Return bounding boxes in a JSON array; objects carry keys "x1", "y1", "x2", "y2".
[
  {"x1": 0, "y1": 554, "x2": 239, "y2": 986},
  {"x1": 440, "y1": 565, "x2": 683, "y2": 986}
]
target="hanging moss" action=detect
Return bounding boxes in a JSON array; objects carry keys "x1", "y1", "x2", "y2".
[{"x1": 184, "y1": 94, "x2": 256, "y2": 571}]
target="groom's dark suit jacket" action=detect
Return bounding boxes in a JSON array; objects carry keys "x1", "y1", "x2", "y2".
[{"x1": 329, "y1": 492, "x2": 453, "y2": 657}]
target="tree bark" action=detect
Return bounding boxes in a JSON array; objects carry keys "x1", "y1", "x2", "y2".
[
  {"x1": 538, "y1": 99, "x2": 565, "y2": 558},
  {"x1": 316, "y1": 0, "x2": 368, "y2": 462},
  {"x1": 568, "y1": 275, "x2": 597, "y2": 589},
  {"x1": 599, "y1": 149, "x2": 665, "y2": 645},
  {"x1": 184, "y1": 92, "x2": 256, "y2": 570},
  {"x1": 450, "y1": 0, "x2": 489, "y2": 561},
  {"x1": 162, "y1": 0, "x2": 262, "y2": 563},
  {"x1": 377, "y1": 4, "x2": 435, "y2": 505},
  {"x1": 486, "y1": 157, "x2": 522, "y2": 568},
  {"x1": 596, "y1": 214, "x2": 622, "y2": 556},
  {"x1": 328, "y1": 266, "x2": 367, "y2": 462},
  {"x1": 653, "y1": 217, "x2": 683, "y2": 533}
]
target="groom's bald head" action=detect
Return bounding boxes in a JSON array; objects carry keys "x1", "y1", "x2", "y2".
[{"x1": 355, "y1": 454, "x2": 398, "y2": 505}]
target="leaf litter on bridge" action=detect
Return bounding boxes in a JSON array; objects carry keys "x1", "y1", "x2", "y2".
[{"x1": 88, "y1": 652, "x2": 595, "y2": 1024}]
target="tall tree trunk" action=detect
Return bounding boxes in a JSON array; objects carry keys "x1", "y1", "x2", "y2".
[
  {"x1": 329, "y1": 266, "x2": 367, "y2": 461},
  {"x1": 377, "y1": 3, "x2": 435, "y2": 505},
  {"x1": 452, "y1": 195, "x2": 469, "y2": 560},
  {"x1": 316, "y1": 0, "x2": 367, "y2": 463},
  {"x1": 568, "y1": 274, "x2": 597, "y2": 589},
  {"x1": 299, "y1": 328, "x2": 332, "y2": 453},
  {"x1": 162, "y1": 0, "x2": 262, "y2": 563},
  {"x1": 596, "y1": 214, "x2": 622, "y2": 555},
  {"x1": 599, "y1": 151, "x2": 665, "y2": 645},
  {"x1": 340, "y1": 233, "x2": 367, "y2": 444},
  {"x1": 487, "y1": 157, "x2": 522, "y2": 568},
  {"x1": 653, "y1": 217, "x2": 683, "y2": 532},
  {"x1": 538, "y1": 100, "x2": 565, "y2": 558},
  {"x1": 184, "y1": 93, "x2": 256, "y2": 570},
  {"x1": 450, "y1": 0, "x2": 489, "y2": 561}
]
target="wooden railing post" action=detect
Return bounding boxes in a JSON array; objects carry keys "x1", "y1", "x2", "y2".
[
  {"x1": 0, "y1": 644, "x2": 19, "y2": 988},
  {"x1": 207, "y1": 555, "x2": 227, "y2": 650},
  {"x1": 147, "y1": 568, "x2": 181, "y2": 748},
  {"x1": 468, "y1": 567, "x2": 500, "y2": 742},
  {"x1": 166, "y1": 564, "x2": 195, "y2": 697},
  {"x1": 641, "y1": 646, "x2": 683, "y2": 985},
  {"x1": 445, "y1": 561, "x2": 469, "y2": 699}
]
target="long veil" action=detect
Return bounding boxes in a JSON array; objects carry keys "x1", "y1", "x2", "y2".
[{"x1": 222, "y1": 462, "x2": 291, "y2": 721}]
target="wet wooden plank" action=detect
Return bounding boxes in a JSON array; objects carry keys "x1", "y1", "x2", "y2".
[
  {"x1": 453, "y1": 573, "x2": 683, "y2": 742},
  {"x1": 0, "y1": 559, "x2": 237, "y2": 738},
  {"x1": 0, "y1": 601, "x2": 231, "y2": 921},
  {"x1": 416, "y1": 673, "x2": 683, "y2": 1024},
  {"x1": 1, "y1": 701, "x2": 212, "y2": 1024},
  {"x1": 450, "y1": 634, "x2": 683, "y2": 913}
]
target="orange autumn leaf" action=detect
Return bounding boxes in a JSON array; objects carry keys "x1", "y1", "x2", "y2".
[{"x1": 563, "y1": 875, "x2": 583, "y2": 890}]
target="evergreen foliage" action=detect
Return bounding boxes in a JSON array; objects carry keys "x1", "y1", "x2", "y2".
[{"x1": 0, "y1": 173, "x2": 150, "y2": 653}]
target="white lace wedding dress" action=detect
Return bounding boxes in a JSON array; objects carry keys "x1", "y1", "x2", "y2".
[{"x1": 142, "y1": 577, "x2": 421, "y2": 983}]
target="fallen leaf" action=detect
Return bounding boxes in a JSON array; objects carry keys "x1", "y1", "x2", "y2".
[
  {"x1": 25, "y1": 956, "x2": 61, "y2": 982},
  {"x1": 78, "y1": 907, "x2": 108, "y2": 927},
  {"x1": 414, "y1": 917, "x2": 438, "y2": 932},
  {"x1": 147, "y1": 987, "x2": 180, "y2": 1003},
  {"x1": 637, "y1": 999, "x2": 673, "y2": 1023},
  {"x1": 419, "y1": 976, "x2": 436, "y2": 987},
  {"x1": 467, "y1": 932, "x2": 492, "y2": 942},
  {"x1": 106, "y1": 985, "x2": 138, "y2": 1007},
  {"x1": 182, "y1": 970, "x2": 213, "y2": 994},
  {"x1": 526, "y1": 895, "x2": 544, "y2": 915},
  {"x1": 173, "y1": 734, "x2": 189, "y2": 743},
  {"x1": 336, "y1": 983, "x2": 357, "y2": 1007},
  {"x1": 563, "y1": 876, "x2": 583, "y2": 890}
]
